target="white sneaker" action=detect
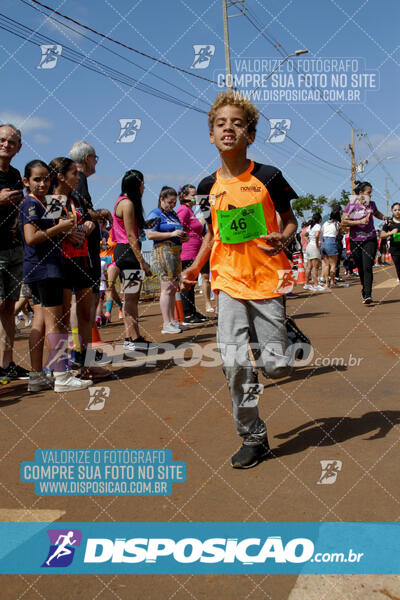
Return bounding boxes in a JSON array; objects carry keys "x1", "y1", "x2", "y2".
[
  {"x1": 28, "y1": 372, "x2": 54, "y2": 392},
  {"x1": 172, "y1": 320, "x2": 188, "y2": 331},
  {"x1": 303, "y1": 284, "x2": 313, "y2": 290},
  {"x1": 313, "y1": 284, "x2": 326, "y2": 291},
  {"x1": 161, "y1": 322, "x2": 182, "y2": 334},
  {"x1": 54, "y1": 371, "x2": 93, "y2": 392}
]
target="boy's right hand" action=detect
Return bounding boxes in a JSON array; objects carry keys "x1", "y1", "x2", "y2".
[{"x1": 181, "y1": 266, "x2": 199, "y2": 290}]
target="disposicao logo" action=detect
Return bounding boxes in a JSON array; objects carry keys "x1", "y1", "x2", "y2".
[
  {"x1": 42, "y1": 529, "x2": 82, "y2": 568},
  {"x1": 83, "y1": 536, "x2": 314, "y2": 564}
]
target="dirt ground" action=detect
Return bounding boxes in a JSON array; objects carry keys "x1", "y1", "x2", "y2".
[{"x1": 1, "y1": 265, "x2": 399, "y2": 599}]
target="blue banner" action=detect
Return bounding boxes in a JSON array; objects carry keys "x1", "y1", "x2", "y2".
[{"x1": 0, "y1": 522, "x2": 399, "y2": 574}]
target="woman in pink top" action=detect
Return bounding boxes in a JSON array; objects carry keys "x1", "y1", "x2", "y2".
[
  {"x1": 177, "y1": 185, "x2": 208, "y2": 325},
  {"x1": 111, "y1": 170, "x2": 153, "y2": 355}
]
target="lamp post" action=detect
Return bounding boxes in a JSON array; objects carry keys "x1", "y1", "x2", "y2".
[{"x1": 249, "y1": 49, "x2": 309, "y2": 98}]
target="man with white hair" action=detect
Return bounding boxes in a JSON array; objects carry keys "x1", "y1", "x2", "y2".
[
  {"x1": 0, "y1": 124, "x2": 29, "y2": 380},
  {"x1": 69, "y1": 141, "x2": 112, "y2": 369}
]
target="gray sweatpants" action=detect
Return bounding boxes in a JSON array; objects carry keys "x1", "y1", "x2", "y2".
[{"x1": 217, "y1": 291, "x2": 291, "y2": 446}]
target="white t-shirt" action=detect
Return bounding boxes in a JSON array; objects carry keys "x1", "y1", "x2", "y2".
[
  {"x1": 307, "y1": 223, "x2": 321, "y2": 244},
  {"x1": 322, "y1": 220, "x2": 339, "y2": 237}
]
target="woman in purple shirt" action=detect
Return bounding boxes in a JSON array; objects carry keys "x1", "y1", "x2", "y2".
[
  {"x1": 342, "y1": 181, "x2": 387, "y2": 304},
  {"x1": 177, "y1": 185, "x2": 208, "y2": 325}
]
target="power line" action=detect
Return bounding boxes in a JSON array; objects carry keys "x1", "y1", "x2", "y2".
[
  {"x1": 257, "y1": 108, "x2": 348, "y2": 170},
  {"x1": 243, "y1": 6, "x2": 356, "y2": 128},
  {"x1": 0, "y1": 14, "x2": 208, "y2": 115},
  {"x1": 12, "y1": 2, "x2": 354, "y2": 172},
  {"x1": 19, "y1": 0, "x2": 210, "y2": 108},
  {"x1": 364, "y1": 135, "x2": 400, "y2": 196},
  {"x1": 25, "y1": 0, "x2": 219, "y2": 85},
  {"x1": 242, "y1": 4, "x2": 400, "y2": 188}
]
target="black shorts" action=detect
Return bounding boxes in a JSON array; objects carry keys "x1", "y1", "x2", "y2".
[
  {"x1": 30, "y1": 278, "x2": 64, "y2": 307},
  {"x1": 114, "y1": 243, "x2": 141, "y2": 279},
  {"x1": 91, "y1": 279, "x2": 100, "y2": 294},
  {"x1": 63, "y1": 256, "x2": 93, "y2": 290},
  {"x1": 89, "y1": 253, "x2": 101, "y2": 294},
  {"x1": 200, "y1": 259, "x2": 210, "y2": 275}
]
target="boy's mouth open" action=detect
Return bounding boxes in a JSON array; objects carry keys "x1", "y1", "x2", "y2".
[{"x1": 221, "y1": 135, "x2": 236, "y2": 145}]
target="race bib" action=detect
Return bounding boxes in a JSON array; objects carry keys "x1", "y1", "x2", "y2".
[{"x1": 217, "y1": 202, "x2": 267, "y2": 244}]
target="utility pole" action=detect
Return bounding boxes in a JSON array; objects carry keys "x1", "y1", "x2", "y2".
[
  {"x1": 349, "y1": 128, "x2": 355, "y2": 193},
  {"x1": 344, "y1": 127, "x2": 356, "y2": 193},
  {"x1": 222, "y1": 1, "x2": 246, "y2": 90},
  {"x1": 222, "y1": 0, "x2": 232, "y2": 89},
  {"x1": 345, "y1": 128, "x2": 367, "y2": 194}
]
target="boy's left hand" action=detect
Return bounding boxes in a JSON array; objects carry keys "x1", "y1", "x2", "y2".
[{"x1": 258, "y1": 233, "x2": 286, "y2": 256}]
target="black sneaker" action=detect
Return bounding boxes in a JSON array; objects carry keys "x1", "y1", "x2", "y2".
[
  {"x1": 336, "y1": 276, "x2": 344, "y2": 282},
  {"x1": 231, "y1": 443, "x2": 271, "y2": 469},
  {"x1": 5, "y1": 361, "x2": 29, "y2": 380},
  {"x1": 363, "y1": 296, "x2": 373, "y2": 305},
  {"x1": 182, "y1": 314, "x2": 207, "y2": 326},
  {"x1": 194, "y1": 312, "x2": 208, "y2": 322}
]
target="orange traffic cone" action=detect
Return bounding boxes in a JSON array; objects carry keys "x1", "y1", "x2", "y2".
[
  {"x1": 91, "y1": 323, "x2": 103, "y2": 347},
  {"x1": 174, "y1": 291, "x2": 184, "y2": 323},
  {"x1": 386, "y1": 252, "x2": 393, "y2": 263},
  {"x1": 296, "y1": 254, "x2": 306, "y2": 285}
]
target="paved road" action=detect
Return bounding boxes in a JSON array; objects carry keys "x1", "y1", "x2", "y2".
[{"x1": 1, "y1": 266, "x2": 399, "y2": 599}]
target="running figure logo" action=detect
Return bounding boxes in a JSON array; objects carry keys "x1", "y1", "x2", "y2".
[
  {"x1": 42, "y1": 529, "x2": 82, "y2": 567},
  {"x1": 43, "y1": 195, "x2": 67, "y2": 220},
  {"x1": 37, "y1": 44, "x2": 62, "y2": 70},
  {"x1": 86, "y1": 386, "x2": 110, "y2": 411},
  {"x1": 241, "y1": 383, "x2": 264, "y2": 408},
  {"x1": 274, "y1": 269, "x2": 294, "y2": 295},
  {"x1": 190, "y1": 45, "x2": 215, "y2": 69},
  {"x1": 317, "y1": 460, "x2": 342, "y2": 485},
  {"x1": 266, "y1": 119, "x2": 291, "y2": 144},
  {"x1": 122, "y1": 269, "x2": 145, "y2": 294},
  {"x1": 116, "y1": 119, "x2": 142, "y2": 143}
]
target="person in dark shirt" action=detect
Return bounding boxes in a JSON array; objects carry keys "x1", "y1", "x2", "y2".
[
  {"x1": 381, "y1": 202, "x2": 400, "y2": 281},
  {"x1": 20, "y1": 159, "x2": 92, "y2": 393},
  {"x1": 0, "y1": 124, "x2": 29, "y2": 380},
  {"x1": 69, "y1": 141, "x2": 112, "y2": 356}
]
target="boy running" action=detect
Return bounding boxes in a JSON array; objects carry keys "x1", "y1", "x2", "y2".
[{"x1": 181, "y1": 91, "x2": 298, "y2": 469}]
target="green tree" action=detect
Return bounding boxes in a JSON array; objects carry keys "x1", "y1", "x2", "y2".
[
  {"x1": 292, "y1": 194, "x2": 328, "y2": 219},
  {"x1": 328, "y1": 189, "x2": 350, "y2": 211}
]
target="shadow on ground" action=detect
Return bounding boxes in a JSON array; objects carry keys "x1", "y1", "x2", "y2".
[{"x1": 271, "y1": 410, "x2": 400, "y2": 458}]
